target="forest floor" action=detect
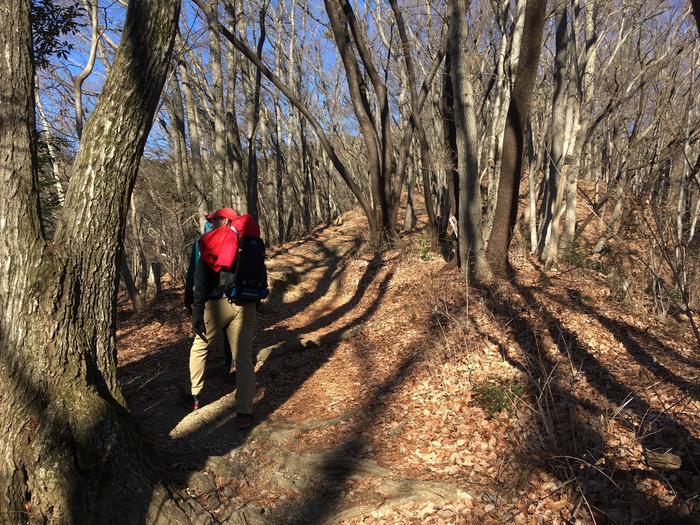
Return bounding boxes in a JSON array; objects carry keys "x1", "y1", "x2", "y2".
[{"x1": 116, "y1": 208, "x2": 699, "y2": 525}]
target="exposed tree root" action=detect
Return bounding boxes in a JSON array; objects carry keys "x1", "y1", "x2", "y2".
[
  {"x1": 189, "y1": 409, "x2": 474, "y2": 524},
  {"x1": 255, "y1": 326, "x2": 363, "y2": 366}
]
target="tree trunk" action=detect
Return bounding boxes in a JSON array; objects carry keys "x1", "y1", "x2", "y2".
[
  {"x1": 301, "y1": 118, "x2": 313, "y2": 231},
  {"x1": 208, "y1": 0, "x2": 229, "y2": 209},
  {"x1": 563, "y1": 0, "x2": 598, "y2": 253},
  {"x1": 274, "y1": 97, "x2": 287, "y2": 244},
  {"x1": 486, "y1": 0, "x2": 548, "y2": 276},
  {"x1": 449, "y1": 0, "x2": 490, "y2": 281},
  {"x1": 225, "y1": 1, "x2": 246, "y2": 211},
  {"x1": 162, "y1": 80, "x2": 187, "y2": 194},
  {"x1": 594, "y1": 171, "x2": 627, "y2": 253},
  {"x1": 483, "y1": 0, "x2": 525, "y2": 243},
  {"x1": 245, "y1": 2, "x2": 268, "y2": 221},
  {"x1": 526, "y1": 117, "x2": 544, "y2": 253},
  {"x1": 178, "y1": 55, "x2": 211, "y2": 228},
  {"x1": 442, "y1": 53, "x2": 460, "y2": 263},
  {"x1": 323, "y1": 0, "x2": 390, "y2": 244},
  {"x1": 272, "y1": 4, "x2": 287, "y2": 244},
  {"x1": 129, "y1": 195, "x2": 151, "y2": 295},
  {"x1": 390, "y1": 0, "x2": 439, "y2": 247},
  {"x1": 338, "y1": 0, "x2": 397, "y2": 236},
  {"x1": 0, "y1": 1, "x2": 195, "y2": 521},
  {"x1": 542, "y1": 0, "x2": 570, "y2": 270},
  {"x1": 36, "y1": 82, "x2": 66, "y2": 206},
  {"x1": 120, "y1": 250, "x2": 147, "y2": 312}
]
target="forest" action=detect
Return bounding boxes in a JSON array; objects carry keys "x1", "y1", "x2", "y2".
[{"x1": 0, "y1": 0, "x2": 698, "y2": 523}]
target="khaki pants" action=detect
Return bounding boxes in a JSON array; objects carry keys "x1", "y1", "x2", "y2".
[{"x1": 189, "y1": 298, "x2": 257, "y2": 414}]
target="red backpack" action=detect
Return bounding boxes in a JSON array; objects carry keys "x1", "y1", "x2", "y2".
[{"x1": 199, "y1": 214, "x2": 261, "y2": 272}]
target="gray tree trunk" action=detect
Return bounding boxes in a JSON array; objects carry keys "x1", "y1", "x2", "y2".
[
  {"x1": 245, "y1": 1, "x2": 268, "y2": 221},
  {"x1": 448, "y1": 0, "x2": 490, "y2": 280},
  {"x1": 178, "y1": 56, "x2": 211, "y2": 228},
  {"x1": 543, "y1": 0, "x2": 570, "y2": 270},
  {"x1": 208, "y1": 0, "x2": 229, "y2": 208},
  {"x1": 0, "y1": 1, "x2": 200, "y2": 521},
  {"x1": 390, "y1": 0, "x2": 440, "y2": 247},
  {"x1": 120, "y1": 250, "x2": 147, "y2": 311}
]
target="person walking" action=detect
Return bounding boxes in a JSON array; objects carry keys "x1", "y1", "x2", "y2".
[
  {"x1": 188, "y1": 208, "x2": 261, "y2": 430},
  {"x1": 185, "y1": 219, "x2": 233, "y2": 375}
]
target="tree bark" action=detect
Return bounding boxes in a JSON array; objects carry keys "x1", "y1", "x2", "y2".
[
  {"x1": 542, "y1": 0, "x2": 570, "y2": 270},
  {"x1": 449, "y1": 0, "x2": 490, "y2": 281},
  {"x1": 390, "y1": 0, "x2": 440, "y2": 248},
  {"x1": 486, "y1": 0, "x2": 548, "y2": 276},
  {"x1": 0, "y1": 0, "x2": 192, "y2": 521}
]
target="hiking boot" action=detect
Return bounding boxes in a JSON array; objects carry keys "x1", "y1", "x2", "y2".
[
  {"x1": 236, "y1": 413, "x2": 253, "y2": 430},
  {"x1": 185, "y1": 394, "x2": 200, "y2": 411}
]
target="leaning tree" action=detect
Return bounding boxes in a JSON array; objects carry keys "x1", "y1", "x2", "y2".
[{"x1": 0, "y1": 0, "x2": 210, "y2": 522}]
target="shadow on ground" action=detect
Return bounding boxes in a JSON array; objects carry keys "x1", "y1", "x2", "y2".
[
  {"x1": 470, "y1": 273, "x2": 699, "y2": 524},
  {"x1": 115, "y1": 230, "x2": 410, "y2": 522}
]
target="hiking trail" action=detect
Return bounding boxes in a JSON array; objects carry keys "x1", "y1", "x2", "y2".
[{"x1": 117, "y1": 208, "x2": 700, "y2": 524}]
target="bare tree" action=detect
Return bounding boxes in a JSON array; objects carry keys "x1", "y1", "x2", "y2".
[
  {"x1": 448, "y1": 0, "x2": 490, "y2": 280},
  {"x1": 486, "y1": 0, "x2": 548, "y2": 275},
  {"x1": 0, "y1": 0, "x2": 205, "y2": 521},
  {"x1": 73, "y1": 0, "x2": 100, "y2": 139},
  {"x1": 245, "y1": 0, "x2": 268, "y2": 220}
]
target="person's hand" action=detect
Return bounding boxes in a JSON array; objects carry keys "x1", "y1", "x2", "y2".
[{"x1": 192, "y1": 315, "x2": 208, "y2": 343}]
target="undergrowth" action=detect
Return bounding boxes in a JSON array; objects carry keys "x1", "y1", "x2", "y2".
[{"x1": 473, "y1": 381, "x2": 529, "y2": 417}]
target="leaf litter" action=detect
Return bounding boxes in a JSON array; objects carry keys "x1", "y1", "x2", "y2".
[{"x1": 117, "y1": 207, "x2": 699, "y2": 524}]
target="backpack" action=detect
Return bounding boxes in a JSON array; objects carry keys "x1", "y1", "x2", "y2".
[
  {"x1": 198, "y1": 224, "x2": 238, "y2": 272},
  {"x1": 199, "y1": 214, "x2": 269, "y2": 304},
  {"x1": 222, "y1": 235, "x2": 269, "y2": 305}
]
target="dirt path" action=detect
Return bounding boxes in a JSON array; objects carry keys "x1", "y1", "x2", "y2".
[
  {"x1": 117, "y1": 209, "x2": 699, "y2": 524},
  {"x1": 117, "y1": 211, "x2": 479, "y2": 524}
]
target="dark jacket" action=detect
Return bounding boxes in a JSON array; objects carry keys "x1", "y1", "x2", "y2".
[
  {"x1": 184, "y1": 223, "x2": 214, "y2": 307},
  {"x1": 191, "y1": 261, "x2": 229, "y2": 323}
]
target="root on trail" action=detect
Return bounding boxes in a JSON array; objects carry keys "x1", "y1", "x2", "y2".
[
  {"x1": 191, "y1": 410, "x2": 474, "y2": 524},
  {"x1": 256, "y1": 326, "x2": 363, "y2": 366}
]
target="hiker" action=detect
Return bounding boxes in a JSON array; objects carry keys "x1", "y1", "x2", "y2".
[
  {"x1": 188, "y1": 207, "x2": 268, "y2": 430},
  {"x1": 185, "y1": 220, "x2": 233, "y2": 375}
]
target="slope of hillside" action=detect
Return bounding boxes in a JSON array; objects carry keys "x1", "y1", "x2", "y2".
[{"x1": 116, "y1": 207, "x2": 699, "y2": 524}]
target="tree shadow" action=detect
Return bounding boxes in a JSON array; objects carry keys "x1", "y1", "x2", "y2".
[
  {"x1": 262, "y1": 237, "x2": 363, "y2": 321},
  {"x1": 115, "y1": 239, "x2": 395, "y2": 520},
  {"x1": 560, "y1": 289, "x2": 700, "y2": 398},
  {"x1": 266, "y1": 347, "x2": 424, "y2": 524},
  {"x1": 472, "y1": 278, "x2": 699, "y2": 524}
]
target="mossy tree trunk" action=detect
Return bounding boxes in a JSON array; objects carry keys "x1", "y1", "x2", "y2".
[{"x1": 0, "y1": 0, "x2": 195, "y2": 522}]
